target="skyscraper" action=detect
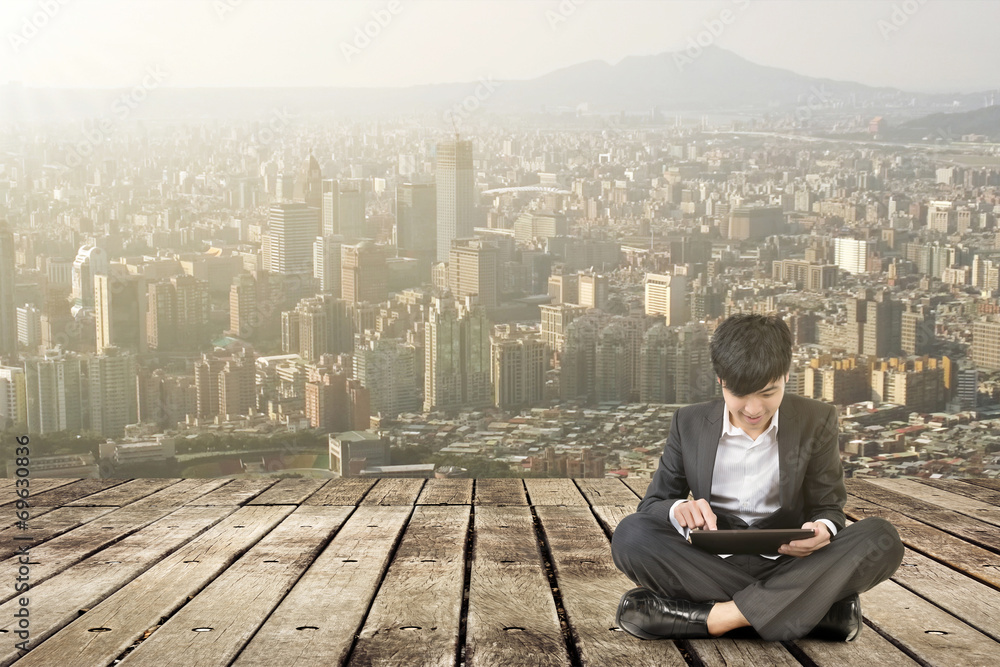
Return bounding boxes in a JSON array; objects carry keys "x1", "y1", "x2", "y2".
[
  {"x1": 424, "y1": 301, "x2": 491, "y2": 412},
  {"x1": 448, "y1": 239, "x2": 499, "y2": 308},
  {"x1": 147, "y1": 275, "x2": 210, "y2": 351},
  {"x1": 354, "y1": 336, "x2": 420, "y2": 418},
  {"x1": 342, "y1": 242, "x2": 388, "y2": 305},
  {"x1": 24, "y1": 349, "x2": 86, "y2": 434},
  {"x1": 0, "y1": 220, "x2": 15, "y2": 357},
  {"x1": 95, "y1": 272, "x2": 148, "y2": 353},
  {"x1": 269, "y1": 202, "x2": 320, "y2": 275},
  {"x1": 338, "y1": 183, "x2": 365, "y2": 241},
  {"x1": 436, "y1": 139, "x2": 475, "y2": 262},
  {"x1": 645, "y1": 273, "x2": 687, "y2": 325},
  {"x1": 71, "y1": 244, "x2": 109, "y2": 312},
  {"x1": 313, "y1": 235, "x2": 344, "y2": 295},
  {"x1": 321, "y1": 179, "x2": 339, "y2": 237},
  {"x1": 89, "y1": 347, "x2": 138, "y2": 438},
  {"x1": 490, "y1": 325, "x2": 546, "y2": 411},
  {"x1": 396, "y1": 182, "x2": 436, "y2": 275},
  {"x1": 0, "y1": 366, "x2": 26, "y2": 428},
  {"x1": 293, "y1": 153, "x2": 323, "y2": 209}
]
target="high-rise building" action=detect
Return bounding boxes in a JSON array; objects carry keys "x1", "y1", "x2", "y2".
[
  {"x1": 803, "y1": 355, "x2": 871, "y2": 405},
  {"x1": 728, "y1": 206, "x2": 784, "y2": 240},
  {"x1": 901, "y1": 305, "x2": 935, "y2": 356},
  {"x1": 321, "y1": 179, "x2": 339, "y2": 236},
  {"x1": 424, "y1": 301, "x2": 491, "y2": 412},
  {"x1": 269, "y1": 202, "x2": 321, "y2": 275},
  {"x1": 342, "y1": 242, "x2": 388, "y2": 305},
  {"x1": 835, "y1": 238, "x2": 873, "y2": 275},
  {"x1": 436, "y1": 139, "x2": 475, "y2": 262},
  {"x1": 147, "y1": 275, "x2": 210, "y2": 351},
  {"x1": 560, "y1": 312, "x2": 608, "y2": 404},
  {"x1": 313, "y1": 235, "x2": 344, "y2": 295},
  {"x1": 95, "y1": 272, "x2": 148, "y2": 353},
  {"x1": 640, "y1": 324, "x2": 678, "y2": 404},
  {"x1": 973, "y1": 319, "x2": 1000, "y2": 371},
  {"x1": 293, "y1": 154, "x2": 323, "y2": 209},
  {"x1": 305, "y1": 366, "x2": 370, "y2": 433},
  {"x1": 548, "y1": 273, "x2": 579, "y2": 305},
  {"x1": 871, "y1": 356, "x2": 945, "y2": 413},
  {"x1": 0, "y1": 366, "x2": 27, "y2": 428},
  {"x1": 513, "y1": 210, "x2": 567, "y2": 244},
  {"x1": 0, "y1": 220, "x2": 15, "y2": 357},
  {"x1": 578, "y1": 272, "x2": 608, "y2": 310},
  {"x1": 338, "y1": 183, "x2": 365, "y2": 241},
  {"x1": 24, "y1": 349, "x2": 86, "y2": 434},
  {"x1": 282, "y1": 295, "x2": 353, "y2": 362},
  {"x1": 137, "y1": 368, "x2": 196, "y2": 430},
  {"x1": 645, "y1": 273, "x2": 687, "y2": 325},
  {"x1": 16, "y1": 304, "x2": 42, "y2": 350},
  {"x1": 848, "y1": 289, "x2": 901, "y2": 357},
  {"x1": 71, "y1": 245, "x2": 109, "y2": 311},
  {"x1": 89, "y1": 347, "x2": 137, "y2": 438},
  {"x1": 396, "y1": 182, "x2": 436, "y2": 276},
  {"x1": 540, "y1": 303, "x2": 589, "y2": 353},
  {"x1": 449, "y1": 239, "x2": 499, "y2": 308},
  {"x1": 354, "y1": 336, "x2": 420, "y2": 418},
  {"x1": 490, "y1": 325, "x2": 546, "y2": 411},
  {"x1": 595, "y1": 320, "x2": 630, "y2": 403}
]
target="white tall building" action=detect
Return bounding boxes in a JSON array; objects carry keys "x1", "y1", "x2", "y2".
[
  {"x1": 313, "y1": 235, "x2": 344, "y2": 295},
  {"x1": 89, "y1": 347, "x2": 138, "y2": 439},
  {"x1": 0, "y1": 366, "x2": 26, "y2": 427},
  {"x1": 834, "y1": 238, "x2": 871, "y2": 275},
  {"x1": 269, "y1": 202, "x2": 320, "y2": 275},
  {"x1": 24, "y1": 349, "x2": 86, "y2": 434},
  {"x1": 435, "y1": 139, "x2": 475, "y2": 262},
  {"x1": 16, "y1": 304, "x2": 42, "y2": 349},
  {"x1": 644, "y1": 273, "x2": 687, "y2": 325},
  {"x1": 354, "y1": 337, "x2": 420, "y2": 418},
  {"x1": 71, "y1": 244, "x2": 109, "y2": 312}
]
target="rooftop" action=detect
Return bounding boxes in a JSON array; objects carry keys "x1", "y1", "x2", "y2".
[{"x1": 2, "y1": 475, "x2": 999, "y2": 666}]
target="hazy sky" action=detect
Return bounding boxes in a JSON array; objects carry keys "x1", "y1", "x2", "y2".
[{"x1": 2, "y1": 0, "x2": 998, "y2": 94}]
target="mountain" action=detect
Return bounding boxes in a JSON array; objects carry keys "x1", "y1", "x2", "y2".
[
  {"x1": 884, "y1": 104, "x2": 1000, "y2": 141},
  {"x1": 0, "y1": 47, "x2": 994, "y2": 122}
]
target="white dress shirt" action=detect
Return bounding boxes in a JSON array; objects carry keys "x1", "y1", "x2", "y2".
[{"x1": 669, "y1": 406, "x2": 838, "y2": 558}]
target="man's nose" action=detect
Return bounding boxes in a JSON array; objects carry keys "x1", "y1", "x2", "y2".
[{"x1": 746, "y1": 397, "x2": 763, "y2": 414}]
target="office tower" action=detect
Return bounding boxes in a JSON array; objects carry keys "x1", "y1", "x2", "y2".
[
  {"x1": 424, "y1": 301, "x2": 491, "y2": 412},
  {"x1": 871, "y1": 357, "x2": 945, "y2": 413},
  {"x1": 548, "y1": 273, "x2": 579, "y2": 305},
  {"x1": 395, "y1": 182, "x2": 436, "y2": 275},
  {"x1": 281, "y1": 295, "x2": 353, "y2": 361},
  {"x1": 595, "y1": 320, "x2": 630, "y2": 403},
  {"x1": 540, "y1": 303, "x2": 589, "y2": 353},
  {"x1": 313, "y1": 235, "x2": 344, "y2": 295},
  {"x1": 490, "y1": 325, "x2": 546, "y2": 411},
  {"x1": 436, "y1": 138, "x2": 475, "y2": 262},
  {"x1": 338, "y1": 183, "x2": 365, "y2": 241},
  {"x1": 803, "y1": 355, "x2": 870, "y2": 405},
  {"x1": 956, "y1": 366, "x2": 978, "y2": 410},
  {"x1": 834, "y1": 238, "x2": 873, "y2": 275},
  {"x1": 674, "y1": 322, "x2": 715, "y2": 404},
  {"x1": 901, "y1": 305, "x2": 935, "y2": 356},
  {"x1": 342, "y1": 242, "x2": 388, "y2": 304},
  {"x1": 848, "y1": 290, "x2": 901, "y2": 357},
  {"x1": 973, "y1": 319, "x2": 1000, "y2": 370},
  {"x1": 771, "y1": 260, "x2": 838, "y2": 291},
  {"x1": 0, "y1": 220, "x2": 14, "y2": 357},
  {"x1": 321, "y1": 179, "x2": 339, "y2": 236},
  {"x1": 95, "y1": 272, "x2": 148, "y2": 353},
  {"x1": 514, "y1": 210, "x2": 567, "y2": 244},
  {"x1": 560, "y1": 312, "x2": 607, "y2": 404},
  {"x1": 24, "y1": 349, "x2": 86, "y2": 434},
  {"x1": 640, "y1": 324, "x2": 678, "y2": 403},
  {"x1": 927, "y1": 201, "x2": 957, "y2": 234},
  {"x1": 228, "y1": 274, "x2": 259, "y2": 338},
  {"x1": 147, "y1": 275, "x2": 210, "y2": 351},
  {"x1": 448, "y1": 239, "x2": 499, "y2": 308},
  {"x1": 269, "y1": 202, "x2": 320, "y2": 275},
  {"x1": 0, "y1": 366, "x2": 27, "y2": 428},
  {"x1": 16, "y1": 304, "x2": 42, "y2": 350},
  {"x1": 578, "y1": 272, "x2": 608, "y2": 310},
  {"x1": 293, "y1": 153, "x2": 323, "y2": 209},
  {"x1": 89, "y1": 347, "x2": 138, "y2": 438},
  {"x1": 220, "y1": 356, "x2": 256, "y2": 419},
  {"x1": 71, "y1": 244, "x2": 109, "y2": 311},
  {"x1": 354, "y1": 337, "x2": 420, "y2": 418},
  {"x1": 644, "y1": 273, "x2": 687, "y2": 325},
  {"x1": 728, "y1": 206, "x2": 784, "y2": 240}
]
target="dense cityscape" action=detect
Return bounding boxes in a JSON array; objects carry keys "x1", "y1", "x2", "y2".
[{"x1": 2, "y1": 19, "x2": 1000, "y2": 484}]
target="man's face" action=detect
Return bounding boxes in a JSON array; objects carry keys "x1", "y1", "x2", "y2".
[{"x1": 720, "y1": 375, "x2": 787, "y2": 439}]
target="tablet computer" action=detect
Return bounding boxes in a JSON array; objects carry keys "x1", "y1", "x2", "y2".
[{"x1": 689, "y1": 529, "x2": 815, "y2": 555}]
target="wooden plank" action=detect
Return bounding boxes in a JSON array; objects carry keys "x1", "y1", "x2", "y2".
[
  {"x1": 473, "y1": 478, "x2": 527, "y2": 506},
  {"x1": 911, "y1": 477, "x2": 1000, "y2": 507},
  {"x1": 867, "y1": 477, "x2": 1000, "y2": 528},
  {"x1": 245, "y1": 477, "x2": 327, "y2": 505},
  {"x1": 0, "y1": 506, "x2": 115, "y2": 560},
  {"x1": 847, "y1": 479, "x2": 1000, "y2": 554},
  {"x1": 348, "y1": 505, "x2": 469, "y2": 667},
  {"x1": 126, "y1": 478, "x2": 231, "y2": 509},
  {"x1": 302, "y1": 477, "x2": 375, "y2": 505},
  {"x1": 359, "y1": 477, "x2": 425, "y2": 506},
  {"x1": 795, "y1": 628, "x2": 922, "y2": 666},
  {"x1": 0, "y1": 478, "x2": 78, "y2": 506},
  {"x1": 687, "y1": 638, "x2": 800, "y2": 667},
  {"x1": 231, "y1": 506, "x2": 413, "y2": 666},
  {"x1": 0, "y1": 506, "x2": 171, "y2": 603},
  {"x1": 859, "y1": 578, "x2": 999, "y2": 666},
  {"x1": 534, "y1": 506, "x2": 687, "y2": 666},
  {"x1": 417, "y1": 478, "x2": 473, "y2": 505},
  {"x1": 0, "y1": 505, "x2": 240, "y2": 667},
  {"x1": 100, "y1": 506, "x2": 353, "y2": 667},
  {"x1": 524, "y1": 478, "x2": 587, "y2": 506},
  {"x1": 575, "y1": 478, "x2": 641, "y2": 507},
  {"x1": 66, "y1": 478, "x2": 180, "y2": 506},
  {"x1": 19, "y1": 479, "x2": 127, "y2": 506},
  {"x1": 465, "y1": 505, "x2": 571, "y2": 667},
  {"x1": 965, "y1": 478, "x2": 1000, "y2": 492},
  {"x1": 184, "y1": 478, "x2": 279, "y2": 505},
  {"x1": 622, "y1": 476, "x2": 651, "y2": 499},
  {"x1": 845, "y1": 495, "x2": 1000, "y2": 590}
]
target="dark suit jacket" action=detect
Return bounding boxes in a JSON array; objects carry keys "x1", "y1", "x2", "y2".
[{"x1": 637, "y1": 393, "x2": 846, "y2": 533}]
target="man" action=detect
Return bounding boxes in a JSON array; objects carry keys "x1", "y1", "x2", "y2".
[{"x1": 611, "y1": 313, "x2": 903, "y2": 641}]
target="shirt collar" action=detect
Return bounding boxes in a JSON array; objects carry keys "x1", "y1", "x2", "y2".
[{"x1": 723, "y1": 404, "x2": 780, "y2": 440}]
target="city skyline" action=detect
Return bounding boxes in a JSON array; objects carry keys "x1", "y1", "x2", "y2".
[{"x1": 1, "y1": 1, "x2": 999, "y2": 94}]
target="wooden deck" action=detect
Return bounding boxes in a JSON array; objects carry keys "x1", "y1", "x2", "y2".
[{"x1": 2, "y1": 475, "x2": 999, "y2": 666}]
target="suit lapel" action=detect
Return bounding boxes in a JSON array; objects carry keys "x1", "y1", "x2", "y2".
[
  {"x1": 777, "y1": 397, "x2": 801, "y2": 509},
  {"x1": 696, "y1": 401, "x2": 725, "y2": 500}
]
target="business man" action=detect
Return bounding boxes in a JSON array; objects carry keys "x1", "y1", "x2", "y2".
[{"x1": 611, "y1": 313, "x2": 904, "y2": 641}]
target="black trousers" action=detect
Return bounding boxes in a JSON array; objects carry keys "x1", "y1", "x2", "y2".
[{"x1": 611, "y1": 513, "x2": 904, "y2": 640}]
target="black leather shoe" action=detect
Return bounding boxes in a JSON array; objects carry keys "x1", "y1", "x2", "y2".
[
  {"x1": 811, "y1": 594, "x2": 862, "y2": 641},
  {"x1": 615, "y1": 587, "x2": 714, "y2": 640}
]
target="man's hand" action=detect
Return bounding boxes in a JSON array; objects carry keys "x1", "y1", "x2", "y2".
[
  {"x1": 778, "y1": 521, "x2": 831, "y2": 557},
  {"x1": 675, "y1": 499, "x2": 717, "y2": 531}
]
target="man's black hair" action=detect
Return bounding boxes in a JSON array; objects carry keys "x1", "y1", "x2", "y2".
[{"x1": 710, "y1": 313, "x2": 792, "y2": 397}]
